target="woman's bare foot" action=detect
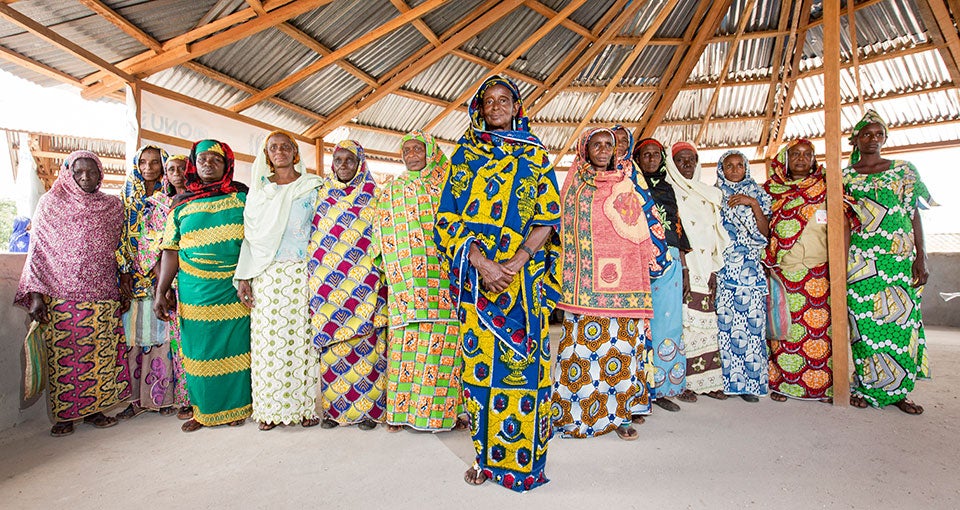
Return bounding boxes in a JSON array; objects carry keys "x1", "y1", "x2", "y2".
[
  {"x1": 181, "y1": 419, "x2": 203, "y2": 432},
  {"x1": 770, "y1": 393, "x2": 788, "y2": 402},
  {"x1": 258, "y1": 421, "x2": 277, "y2": 431},
  {"x1": 464, "y1": 465, "x2": 487, "y2": 486},
  {"x1": 894, "y1": 399, "x2": 924, "y2": 415},
  {"x1": 850, "y1": 395, "x2": 868, "y2": 408},
  {"x1": 677, "y1": 389, "x2": 698, "y2": 403},
  {"x1": 301, "y1": 417, "x2": 321, "y2": 428},
  {"x1": 615, "y1": 425, "x2": 638, "y2": 441}
]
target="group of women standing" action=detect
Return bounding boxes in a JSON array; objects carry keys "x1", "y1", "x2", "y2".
[{"x1": 15, "y1": 70, "x2": 932, "y2": 492}]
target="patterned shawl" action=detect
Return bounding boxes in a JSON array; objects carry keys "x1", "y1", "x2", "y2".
[
  {"x1": 558, "y1": 127, "x2": 654, "y2": 318},
  {"x1": 635, "y1": 138, "x2": 691, "y2": 251},
  {"x1": 307, "y1": 140, "x2": 386, "y2": 348},
  {"x1": 622, "y1": 142, "x2": 671, "y2": 278},
  {"x1": 118, "y1": 145, "x2": 168, "y2": 297},
  {"x1": 848, "y1": 109, "x2": 887, "y2": 166},
  {"x1": 434, "y1": 74, "x2": 562, "y2": 358},
  {"x1": 611, "y1": 124, "x2": 642, "y2": 187},
  {"x1": 174, "y1": 140, "x2": 248, "y2": 207},
  {"x1": 375, "y1": 131, "x2": 454, "y2": 328},
  {"x1": 15, "y1": 150, "x2": 123, "y2": 307},
  {"x1": 235, "y1": 130, "x2": 323, "y2": 282},
  {"x1": 664, "y1": 141, "x2": 728, "y2": 293},
  {"x1": 8, "y1": 216, "x2": 29, "y2": 253},
  {"x1": 715, "y1": 150, "x2": 772, "y2": 251}
]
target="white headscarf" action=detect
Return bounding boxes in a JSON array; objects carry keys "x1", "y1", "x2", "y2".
[
  {"x1": 664, "y1": 141, "x2": 729, "y2": 293},
  {"x1": 234, "y1": 131, "x2": 323, "y2": 283}
]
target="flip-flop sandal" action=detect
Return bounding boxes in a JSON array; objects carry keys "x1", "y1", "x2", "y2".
[
  {"x1": 704, "y1": 390, "x2": 728, "y2": 400},
  {"x1": 654, "y1": 399, "x2": 681, "y2": 412},
  {"x1": 177, "y1": 407, "x2": 194, "y2": 420},
  {"x1": 676, "y1": 390, "x2": 698, "y2": 403},
  {"x1": 116, "y1": 404, "x2": 145, "y2": 421},
  {"x1": 301, "y1": 418, "x2": 321, "y2": 428},
  {"x1": 631, "y1": 415, "x2": 646, "y2": 425},
  {"x1": 849, "y1": 395, "x2": 869, "y2": 408},
  {"x1": 158, "y1": 407, "x2": 177, "y2": 416},
  {"x1": 258, "y1": 422, "x2": 278, "y2": 431},
  {"x1": 357, "y1": 420, "x2": 377, "y2": 431},
  {"x1": 770, "y1": 393, "x2": 788, "y2": 402},
  {"x1": 227, "y1": 419, "x2": 246, "y2": 427},
  {"x1": 181, "y1": 419, "x2": 203, "y2": 433},
  {"x1": 464, "y1": 465, "x2": 487, "y2": 486},
  {"x1": 453, "y1": 417, "x2": 471, "y2": 431},
  {"x1": 50, "y1": 422, "x2": 74, "y2": 437},
  {"x1": 386, "y1": 424, "x2": 403, "y2": 433},
  {"x1": 894, "y1": 399, "x2": 924, "y2": 415},
  {"x1": 615, "y1": 425, "x2": 639, "y2": 441},
  {"x1": 320, "y1": 418, "x2": 339, "y2": 429},
  {"x1": 83, "y1": 413, "x2": 118, "y2": 429}
]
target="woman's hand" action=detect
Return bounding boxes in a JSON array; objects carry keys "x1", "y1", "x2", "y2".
[
  {"x1": 28, "y1": 292, "x2": 49, "y2": 324},
  {"x1": 912, "y1": 256, "x2": 929, "y2": 287},
  {"x1": 469, "y1": 245, "x2": 515, "y2": 293},
  {"x1": 119, "y1": 273, "x2": 134, "y2": 299},
  {"x1": 237, "y1": 279, "x2": 255, "y2": 308},
  {"x1": 153, "y1": 291, "x2": 175, "y2": 321}
]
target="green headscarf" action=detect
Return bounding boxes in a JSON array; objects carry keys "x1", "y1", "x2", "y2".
[{"x1": 848, "y1": 109, "x2": 887, "y2": 165}]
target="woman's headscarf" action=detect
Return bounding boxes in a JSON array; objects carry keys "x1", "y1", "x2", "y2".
[
  {"x1": 664, "y1": 141, "x2": 729, "y2": 293},
  {"x1": 462, "y1": 75, "x2": 543, "y2": 148},
  {"x1": 848, "y1": 109, "x2": 887, "y2": 166},
  {"x1": 715, "y1": 150, "x2": 772, "y2": 250},
  {"x1": 15, "y1": 151, "x2": 123, "y2": 307},
  {"x1": 558, "y1": 127, "x2": 655, "y2": 318},
  {"x1": 8, "y1": 216, "x2": 30, "y2": 253},
  {"x1": 610, "y1": 124, "x2": 636, "y2": 176},
  {"x1": 375, "y1": 131, "x2": 454, "y2": 327},
  {"x1": 119, "y1": 145, "x2": 168, "y2": 294},
  {"x1": 634, "y1": 138, "x2": 691, "y2": 251},
  {"x1": 307, "y1": 139, "x2": 386, "y2": 348},
  {"x1": 162, "y1": 154, "x2": 188, "y2": 196},
  {"x1": 235, "y1": 130, "x2": 323, "y2": 283},
  {"x1": 173, "y1": 139, "x2": 248, "y2": 207}
]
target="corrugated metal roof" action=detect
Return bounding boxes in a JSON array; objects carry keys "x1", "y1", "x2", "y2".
[
  {"x1": 291, "y1": 0, "x2": 401, "y2": 51},
  {"x1": 531, "y1": 91, "x2": 601, "y2": 122},
  {"x1": 107, "y1": 0, "x2": 221, "y2": 43},
  {"x1": 620, "y1": 0, "x2": 675, "y2": 37},
  {"x1": 654, "y1": 0, "x2": 701, "y2": 38},
  {"x1": 345, "y1": 128, "x2": 404, "y2": 155},
  {"x1": 594, "y1": 92, "x2": 654, "y2": 123},
  {"x1": 665, "y1": 89, "x2": 715, "y2": 121},
  {"x1": 428, "y1": 109, "x2": 471, "y2": 143},
  {"x1": 573, "y1": 44, "x2": 632, "y2": 86},
  {"x1": 534, "y1": 125, "x2": 577, "y2": 150},
  {"x1": 348, "y1": 24, "x2": 427, "y2": 80},
  {"x1": 620, "y1": 45, "x2": 675, "y2": 86},
  {"x1": 509, "y1": 25, "x2": 580, "y2": 82},
  {"x1": 277, "y1": 64, "x2": 366, "y2": 116},
  {"x1": 719, "y1": 0, "x2": 781, "y2": 34},
  {"x1": 418, "y1": 0, "x2": 485, "y2": 36},
  {"x1": 197, "y1": 28, "x2": 319, "y2": 90},
  {"x1": 355, "y1": 93, "x2": 445, "y2": 133},
  {"x1": 146, "y1": 65, "x2": 249, "y2": 108},
  {"x1": 403, "y1": 54, "x2": 489, "y2": 103},
  {"x1": 0, "y1": 1, "x2": 96, "y2": 39},
  {"x1": 238, "y1": 101, "x2": 316, "y2": 135},
  {"x1": 570, "y1": 0, "x2": 618, "y2": 29},
  {"x1": 460, "y1": 5, "x2": 544, "y2": 64}
]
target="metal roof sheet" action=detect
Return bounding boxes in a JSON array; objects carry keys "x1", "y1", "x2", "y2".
[
  {"x1": 146, "y1": 65, "x2": 249, "y2": 108},
  {"x1": 531, "y1": 91, "x2": 601, "y2": 122},
  {"x1": 277, "y1": 65, "x2": 366, "y2": 117},
  {"x1": 348, "y1": 24, "x2": 427, "y2": 80},
  {"x1": 197, "y1": 27, "x2": 320, "y2": 90},
  {"x1": 355, "y1": 93, "x2": 445, "y2": 133},
  {"x1": 594, "y1": 92, "x2": 655, "y2": 123},
  {"x1": 403, "y1": 54, "x2": 489, "y2": 103},
  {"x1": 460, "y1": 5, "x2": 543, "y2": 65}
]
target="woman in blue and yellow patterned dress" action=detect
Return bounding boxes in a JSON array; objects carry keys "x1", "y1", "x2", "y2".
[{"x1": 435, "y1": 75, "x2": 562, "y2": 492}]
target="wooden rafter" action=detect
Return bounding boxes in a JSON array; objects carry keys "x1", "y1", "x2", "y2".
[
  {"x1": 449, "y1": 49, "x2": 546, "y2": 87},
  {"x1": 755, "y1": 0, "x2": 800, "y2": 157},
  {"x1": 916, "y1": 0, "x2": 960, "y2": 88},
  {"x1": 523, "y1": 0, "x2": 594, "y2": 41},
  {"x1": 0, "y1": 44, "x2": 81, "y2": 85},
  {"x1": 418, "y1": 0, "x2": 592, "y2": 134},
  {"x1": 637, "y1": 0, "x2": 732, "y2": 139},
  {"x1": 302, "y1": 0, "x2": 528, "y2": 139},
  {"x1": 527, "y1": 0, "x2": 643, "y2": 116},
  {"x1": 693, "y1": 0, "x2": 759, "y2": 145},
  {"x1": 276, "y1": 22, "x2": 377, "y2": 86},
  {"x1": 388, "y1": 0, "x2": 440, "y2": 46},
  {"x1": 0, "y1": 2, "x2": 135, "y2": 83},
  {"x1": 75, "y1": 0, "x2": 161, "y2": 52},
  {"x1": 81, "y1": 0, "x2": 335, "y2": 99},
  {"x1": 766, "y1": 0, "x2": 814, "y2": 158},
  {"x1": 227, "y1": 0, "x2": 448, "y2": 114},
  {"x1": 554, "y1": 0, "x2": 680, "y2": 163}
]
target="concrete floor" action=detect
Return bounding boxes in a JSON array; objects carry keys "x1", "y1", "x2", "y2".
[{"x1": 1, "y1": 328, "x2": 958, "y2": 509}]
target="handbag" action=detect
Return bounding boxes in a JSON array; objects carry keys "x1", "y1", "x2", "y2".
[
  {"x1": 21, "y1": 320, "x2": 47, "y2": 406},
  {"x1": 766, "y1": 271, "x2": 790, "y2": 342}
]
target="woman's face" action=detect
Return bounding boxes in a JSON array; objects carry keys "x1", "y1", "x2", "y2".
[
  {"x1": 196, "y1": 151, "x2": 226, "y2": 183},
  {"x1": 401, "y1": 139, "x2": 427, "y2": 173},
  {"x1": 722, "y1": 154, "x2": 747, "y2": 183},
  {"x1": 265, "y1": 133, "x2": 297, "y2": 170},
  {"x1": 586, "y1": 131, "x2": 615, "y2": 169},
  {"x1": 637, "y1": 144, "x2": 662, "y2": 174},
  {"x1": 332, "y1": 148, "x2": 360, "y2": 183},
  {"x1": 786, "y1": 141, "x2": 815, "y2": 178},
  {"x1": 673, "y1": 149, "x2": 698, "y2": 180},
  {"x1": 165, "y1": 159, "x2": 186, "y2": 190},
  {"x1": 72, "y1": 158, "x2": 101, "y2": 193},
  {"x1": 481, "y1": 84, "x2": 518, "y2": 131},
  {"x1": 613, "y1": 129, "x2": 630, "y2": 158},
  {"x1": 854, "y1": 123, "x2": 886, "y2": 156},
  {"x1": 138, "y1": 148, "x2": 164, "y2": 182}
]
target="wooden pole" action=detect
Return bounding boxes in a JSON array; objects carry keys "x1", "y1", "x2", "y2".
[
  {"x1": 823, "y1": 0, "x2": 850, "y2": 407},
  {"x1": 315, "y1": 138, "x2": 324, "y2": 177}
]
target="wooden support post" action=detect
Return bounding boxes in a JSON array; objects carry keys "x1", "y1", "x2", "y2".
[
  {"x1": 823, "y1": 0, "x2": 850, "y2": 407},
  {"x1": 315, "y1": 138, "x2": 324, "y2": 176}
]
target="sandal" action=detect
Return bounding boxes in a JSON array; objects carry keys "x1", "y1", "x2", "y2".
[
  {"x1": 740, "y1": 394, "x2": 760, "y2": 403},
  {"x1": 357, "y1": 419, "x2": 377, "y2": 431},
  {"x1": 704, "y1": 390, "x2": 728, "y2": 400},
  {"x1": 615, "y1": 425, "x2": 638, "y2": 441},
  {"x1": 654, "y1": 398, "x2": 681, "y2": 412},
  {"x1": 116, "y1": 403, "x2": 145, "y2": 421},
  {"x1": 464, "y1": 464, "x2": 487, "y2": 486},
  {"x1": 453, "y1": 416, "x2": 470, "y2": 431},
  {"x1": 227, "y1": 419, "x2": 246, "y2": 427},
  {"x1": 158, "y1": 406, "x2": 177, "y2": 416},
  {"x1": 258, "y1": 422, "x2": 277, "y2": 431},
  {"x1": 83, "y1": 412, "x2": 118, "y2": 429},
  {"x1": 849, "y1": 395, "x2": 868, "y2": 408},
  {"x1": 676, "y1": 389, "x2": 698, "y2": 403},
  {"x1": 320, "y1": 418, "x2": 339, "y2": 429},
  {"x1": 50, "y1": 421, "x2": 74, "y2": 437},
  {"x1": 177, "y1": 406, "x2": 193, "y2": 420},
  {"x1": 631, "y1": 415, "x2": 646, "y2": 425},
  {"x1": 181, "y1": 419, "x2": 203, "y2": 432},
  {"x1": 301, "y1": 417, "x2": 321, "y2": 428},
  {"x1": 770, "y1": 393, "x2": 788, "y2": 402},
  {"x1": 386, "y1": 424, "x2": 403, "y2": 433},
  {"x1": 894, "y1": 399, "x2": 924, "y2": 415}
]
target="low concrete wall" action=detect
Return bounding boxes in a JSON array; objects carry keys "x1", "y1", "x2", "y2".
[
  {"x1": 0, "y1": 254, "x2": 46, "y2": 432},
  {"x1": 924, "y1": 252, "x2": 960, "y2": 328}
]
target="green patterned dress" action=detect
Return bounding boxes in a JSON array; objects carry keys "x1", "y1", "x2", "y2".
[{"x1": 844, "y1": 160, "x2": 931, "y2": 407}]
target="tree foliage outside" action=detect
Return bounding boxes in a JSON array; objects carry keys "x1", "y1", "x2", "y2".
[{"x1": 0, "y1": 199, "x2": 16, "y2": 250}]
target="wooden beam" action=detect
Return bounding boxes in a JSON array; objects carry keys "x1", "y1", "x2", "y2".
[
  {"x1": 419, "y1": 0, "x2": 591, "y2": 134},
  {"x1": 276, "y1": 22, "x2": 378, "y2": 87},
  {"x1": 755, "y1": 0, "x2": 802, "y2": 156},
  {"x1": 523, "y1": 0, "x2": 595, "y2": 41},
  {"x1": 227, "y1": 0, "x2": 448, "y2": 113},
  {"x1": 303, "y1": 0, "x2": 527, "y2": 139},
  {"x1": 0, "y1": 3, "x2": 136, "y2": 83},
  {"x1": 75, "y1": 0, "x2": 161, "y2": 52},
  {"x1": 916, "y1": 0, "x2": 960, "y2": 88},
  {"x1": 0, "y1": 44, "x2": 81, "y2": 85},
  {"x1": 81, "y1": 0, "x2": 334, "y2": 99},
  {"x1": 554, "y1": 0, "x2": 680, "y2": 162},
  {"x1": 822, "y1": 0, "x2": 849, "y2": 408},
  {"x1": 388, "y1": 0, "x2": 441, "y2": 46},
  {"x1": 795, "y1": 42, "x2": 945, "y2": 79},
  {"x1": 527, "y1": 0, "x2": 642, "y2": 116},
  {"x1": 638, "y1": 0, "x2": 732, "y2": 139},
  {"x1": 142, "y1": 129, "x2": 256, "y2": 164},
  {"x1": 245, "y1": 0, "x2": 267, "y2": 15},
  {"x1": 766, "y1": 0, "x2": 814, "y2": 158},
  {"x1": 694, "y1": 0, "x2": 759, "y2": 145},
  {"x1": 450, "y1": 49, "x2": 546, "y2": 87}
]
